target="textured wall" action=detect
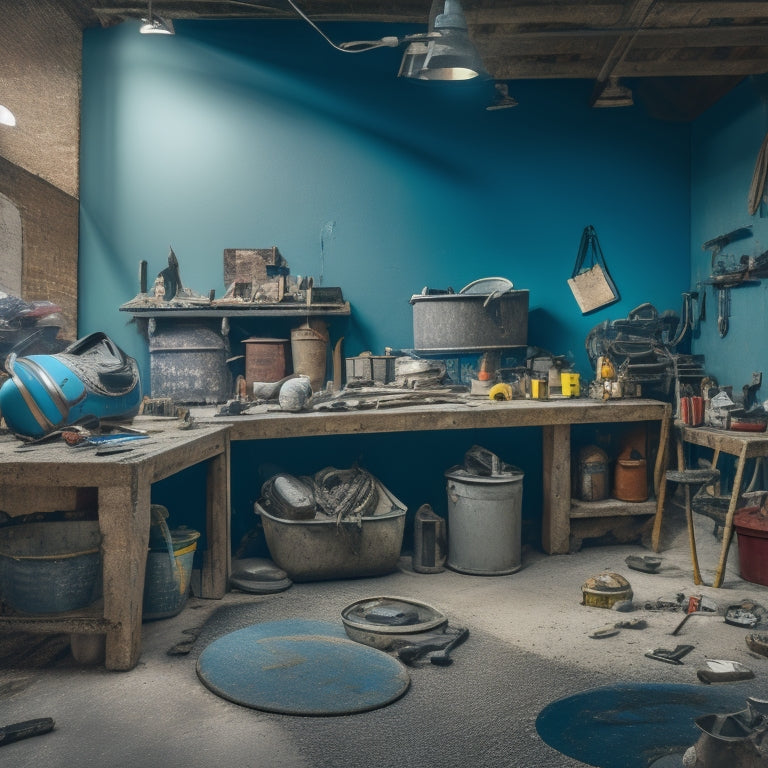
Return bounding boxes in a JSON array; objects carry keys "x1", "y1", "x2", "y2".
[
  {"x1": 0, "y1": 0, "x2": 81, "y2": 339},
  {"x1": 0, "y1": 0, "x2": 82, "y2": 197},
  {"x1": 79, "y1": 20, "x2": 691, "y2": 381},
  {"x1": 691, "y1": 77, "x2": 768, "y2": 399}
]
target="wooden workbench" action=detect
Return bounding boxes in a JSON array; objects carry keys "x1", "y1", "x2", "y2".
[
  {"x1": 0, "y1": 422, "x2": 230, "y2": 671},
  {"x1": 202, "y1": 396, "x2": 672, "y2": 555}
]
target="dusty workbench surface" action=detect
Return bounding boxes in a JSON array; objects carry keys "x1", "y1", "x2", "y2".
[
  {"x1": 189, "y1": 395, "x2": 671, "y2": 441},
  {"x1": 0, "y1": 420, "x2": 230, "y2": 484}
]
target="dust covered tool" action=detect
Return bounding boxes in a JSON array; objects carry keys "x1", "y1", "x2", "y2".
[
  {"x1": 671, "y1": 595, "x2": 718, "y2": 636},
  {"x1": 645, "y1": 644, "x2": 694, "y2": 664},
  {"x1": 395, "y1": 626, "x2": 469, "y2": 666},
  {"x1": 697, "y1": 659, "x2": 755, "y2": 684},
  {"x1": 0, "y1": 717, "x2": 54, "y2": 746}
]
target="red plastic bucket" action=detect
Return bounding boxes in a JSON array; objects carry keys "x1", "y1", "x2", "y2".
[{"x1": 734, "y1": 506, "x2": 768, "y2": 586}]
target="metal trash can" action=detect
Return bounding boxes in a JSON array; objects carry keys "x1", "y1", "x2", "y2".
[{"x1": 444, "y1": 465, "x2": 524, "y2": 575}]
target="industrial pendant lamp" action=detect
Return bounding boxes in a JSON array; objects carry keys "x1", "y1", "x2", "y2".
[
  {"x1": 398, "y1": 0, "x2": 489, "y2": 81},
  {"x1": 140, "y1": 1, "x2": 174, "y2": 35},
  {"x1": 0, "y1": 105, "x2": 16, "y2": 127}
]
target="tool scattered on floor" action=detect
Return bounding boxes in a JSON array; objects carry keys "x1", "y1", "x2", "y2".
[
  {"x1": 395, "y1": 626, "x2": 469, "y2": 666},
  {"x1": 589, "y1": 617, "x2": 648, "y2": 639},
  {"x1": 645, "y1": 644, "x2": 694, "y2": 664},
  {"x1": 671, "y1": 596, "x2": 718, "y2": 636},
  {"x1": 624, "y1": 554, "x2": 662, "y2": 573},
  {"x1": 0, "y1": 717, "x2": 54, "y2": 746},
  {"x1": 697, "y1": 659, "x2": 755, "y2": 684}
]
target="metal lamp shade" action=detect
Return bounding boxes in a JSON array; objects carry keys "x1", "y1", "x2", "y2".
[{"x1": 398, "y1": 0, "x2": 489, "y2": 81}]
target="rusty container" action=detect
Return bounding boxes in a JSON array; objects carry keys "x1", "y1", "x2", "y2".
[
  {"x1": 244, "y1": 338, "x2": 289, "y2": 393},
  {"x1": 574, "y1": 445, "x2": 609, "y2": 501},
  {"x1": 613, "y1": 456, "x2": 648, "y2": 502}
]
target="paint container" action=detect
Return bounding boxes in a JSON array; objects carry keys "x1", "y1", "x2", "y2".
[
  {"x1": 574, "y1": 445, "x2": 610, "y2": 501},
  {"x1": 143, "y1": 505, "x2": 200, "y2": 621},
  {"x1": 444, "y1": 464, "x2": 524, "y2": 575},
  {"x1": 244, "y1": 338, "x2": 289, "y2": 394},
  {"x1": 291, "y1": 322, "x2": 328, "y2": 392},
  {"x1": 613, "y1": 456, "x2": 648, "y2": 502}
]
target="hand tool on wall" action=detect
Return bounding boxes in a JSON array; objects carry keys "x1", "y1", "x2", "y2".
[{"x1": 703, "y1": 226, "x2": 754, "y2": 338}]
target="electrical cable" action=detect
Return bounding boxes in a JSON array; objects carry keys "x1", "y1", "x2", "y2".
[{"x1": 226, "y1": 0, "x2": 405, "y2": 52}]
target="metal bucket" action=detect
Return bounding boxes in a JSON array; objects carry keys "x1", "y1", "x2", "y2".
[
  {"x1": 290, "y1": 323, "x2": 328, "y2": 392},
  {"x1": 444, "y1": 466, "x2": 524, "y2": 575},
  {"x1": 143, "y1": 505, "x2": 200, "y2": 621},
  {"x1": 148, "y1": 320, "x2": 231, "y2": 403},
  {"x1": 0, "y1": 520, "x2": 102, "y2": 613},
  {"x1": 410, "y1": 290, "x2": 529, "y2": 351}
]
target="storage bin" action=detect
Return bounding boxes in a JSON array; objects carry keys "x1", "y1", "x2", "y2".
[
  {"x1": 0, "y1": 520, "x2": 102, "y2": 614},
  {"x1": 244, "y1": 337, "x2": 289, "y2": 390},
  {"x1": 143, "y1": 505, "x2": 200, "y2": 620},
  {"x1": 148, "y1": 320, "x2": 231, "y2": 403},
  {"x1": 444, "y1": 464, "x2": 524, "y2": 575},
  {"x1": 254, "y1": 481, "x2": 406, "y2": 582},
  {"x1": 410, "y1": 290, "x2": 529, "y2": 351},
  {"x1": 734, "y1": 506, "x2": 768, "y2": 586}
]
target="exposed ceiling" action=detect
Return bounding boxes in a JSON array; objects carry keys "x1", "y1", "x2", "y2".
[{"x1": 64, "y1": 1, "x2": 768, "y2": 120}]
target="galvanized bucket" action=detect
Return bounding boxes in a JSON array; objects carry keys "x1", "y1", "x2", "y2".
[{"x1": 444, "y1": 465, "x2": 524, "y2": 575}]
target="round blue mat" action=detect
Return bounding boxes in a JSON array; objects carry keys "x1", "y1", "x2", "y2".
[
  {"x1": 536, "y1": 682, "x2": 752, "y2": 768},
  {"x1": 196, "y1": 619, "x2": 410, "y2": 716}
]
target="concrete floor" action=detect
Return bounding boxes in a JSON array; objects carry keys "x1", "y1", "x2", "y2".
[{"x1": 3, "y1": 503, "x2": 768, "y2": 768}]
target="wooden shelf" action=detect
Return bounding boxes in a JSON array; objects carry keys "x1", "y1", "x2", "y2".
[
  {"x1": 120, "y1": 302, "x2": 351, "y2": 318},
  {"x1": 570, "y1": 497, "x2": 657, "y2": 519}
]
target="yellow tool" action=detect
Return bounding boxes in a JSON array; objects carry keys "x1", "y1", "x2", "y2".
[
  {"x1": 488, "y1": 382, "x2": 513, "y2": 401},
  {"x1": 599, "y1": 356, "x2": 616, "y2": 380}
]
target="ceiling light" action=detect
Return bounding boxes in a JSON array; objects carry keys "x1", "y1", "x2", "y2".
[
  {"x1": 140, "y1": 1, "x2": 174, "y2": 35},
  {"x1": 398, "y1": 0, "x2": 489, "y2": 81},
  {"x1": 486, "y1": 82, "x2": 518, "y2": 111},
  {"x1": 0, "y1": 104, "x2": 15, "y2": 127},
  {"x1": 593, "y1": 77, "x2": 634, "y2": 108}
]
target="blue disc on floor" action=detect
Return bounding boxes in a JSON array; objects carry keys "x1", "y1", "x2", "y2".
[
  {"x1": 536, "y1": 682, "x2": 751, "y2": 768},
  {"x1": 196, "y1": 619, "x2": 410, "y2": 716}
]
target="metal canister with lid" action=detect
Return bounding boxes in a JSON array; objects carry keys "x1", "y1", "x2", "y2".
[{"x1": 574, "y1": 445, "x2": 610, "y2": 501}]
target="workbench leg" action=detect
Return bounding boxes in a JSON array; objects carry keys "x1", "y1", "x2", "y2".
[
  {"x1": 98, "y1": 471, "x2": 151, "y2": 671},
  {"x1": 712, "y1": 444, "x2": 748, "y2": 588},
  {"x1": 650, "y1": 411, "x2": 672, "y2": 552},
  {"x1": 201, "y1": 437, "x2": 231, "y2": 599},
  {"x1": 542, "y1": 424, "x2": 571, "y2": 554},
  {"x1": 685, "y1": 484, "x2": 704, "y2": 586},
  {"x1": 651, "y1": 476, "x2": 668, "y2": 553}
]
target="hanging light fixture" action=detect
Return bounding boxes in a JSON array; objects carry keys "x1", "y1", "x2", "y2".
[
  {"x1": 282, "y1": 0, "x2": 489, "y2": 82},
  {"x1": 140, "y1": 1, "x2": 174, "y2": 35},
  {"x1": 0, "y1": 105, "x2": 16, "y2": 127},
  {"x1": 397, "y1": 0, "x2": 489, "y2": 81}
]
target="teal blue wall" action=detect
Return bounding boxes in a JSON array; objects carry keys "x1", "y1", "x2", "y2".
[
  {"x1": 691, "y1": 77, "x2": 768, "y2": 396},
  {"x1": 80, "y1": 20, "x2": 692, "y2": 553}
]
